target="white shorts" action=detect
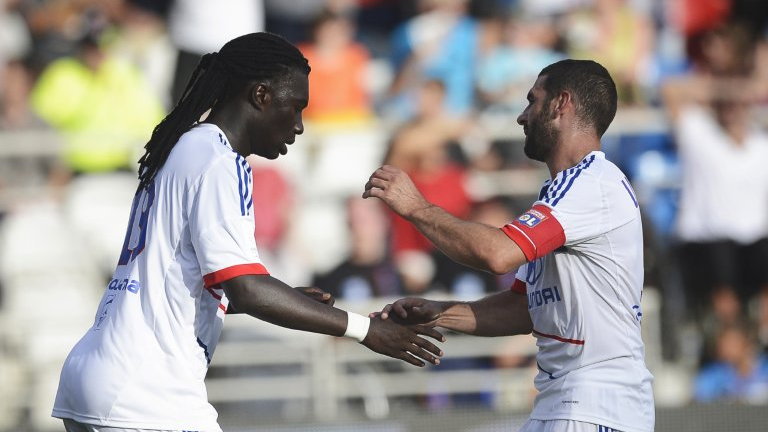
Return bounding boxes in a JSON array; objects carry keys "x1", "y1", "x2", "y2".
[
  {"x1": 63, "y1": 418, "x2": 206, "y2": 432},
  {"x1": 519, "y1": 419, "x2": 622, "y2": 432}
]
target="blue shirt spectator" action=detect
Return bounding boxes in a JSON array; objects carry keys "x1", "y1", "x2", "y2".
[
  {"x1": 694, "y1": 322, "x2": 768, "y2": 404},
  {"x1": 386, "y1": 3, "x2": 478, "y2": 120}
]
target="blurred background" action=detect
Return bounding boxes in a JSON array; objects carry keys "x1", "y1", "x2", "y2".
[{"x1": 1, "y1": 0, "x2": 768, "y2": 431}]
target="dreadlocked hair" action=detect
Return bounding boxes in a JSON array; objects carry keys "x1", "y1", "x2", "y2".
[{"x1": 136, "y1": 32, "x2": 310, "y2": 190}]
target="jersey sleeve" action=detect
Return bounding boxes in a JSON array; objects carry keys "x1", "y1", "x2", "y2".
[
  {"x1": 509, "y1": 264, "x2": 527, "y2": 294},
  {"x1": 501, "y1": 156, "x2": 626, "y2": 258},
  {"x1": 189, "y1": 155, "x2": 268, "y2": 287},
  {"x1": 501, "y1": 204, "x2": 566, "y2": 261}
]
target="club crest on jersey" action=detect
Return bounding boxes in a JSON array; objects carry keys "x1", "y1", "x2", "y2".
[{"x1": 517, "y1": 209, "x2": 547, "y2": 228}]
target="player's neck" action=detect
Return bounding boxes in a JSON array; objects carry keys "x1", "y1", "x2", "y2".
[
  {"x1": 206, "y1": 104, "x2": 249, "y2": 156},
  {"x1": 546, "y1": 130, "x2": 601, "y2": 178}
]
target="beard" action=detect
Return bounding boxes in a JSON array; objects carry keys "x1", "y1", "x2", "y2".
[{"x1": 523, "y1": 108, "x2": 559, "y2": 162}]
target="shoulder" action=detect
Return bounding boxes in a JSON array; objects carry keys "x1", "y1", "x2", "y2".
[
  {"x1": 588, "y1": 156, "x2": 639, "y2": 213},
  {"x1": 165, "y1": 124, "x2": 240, "y2": 179},
  {"x1": 594, "y1": 156, "x2": 630, "y2": 185},
  {"x1": 539, "y1": 152, "x2": 604, "y2": 208},
  {"x1": 540, "y1": 153, "x2": 639, "y2": 222}
]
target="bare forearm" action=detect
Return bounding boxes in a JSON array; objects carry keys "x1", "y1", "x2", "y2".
[
  {"x1": 436, "y1": 291, "x2": 532, "y2": 337},
  {"x1": 225, "y1": 285, "x2": 309, "y2": 315},
  {"x1": 663, "y1": 75, "x2": 762, "y2": 119},
  {"x1": 407, "y1": 204, "x2": 512, "y2": 273},
  {"x1": 471, "y1": 291, "x2": 532, "y2": 336},
  {"x1": 222, "y1": 276, "x2": 347, "y2": 337},
  {"x1": 434, "y1": 302, "x2": 478, "y2": 334}
]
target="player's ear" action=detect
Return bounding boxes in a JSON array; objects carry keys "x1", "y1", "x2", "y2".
[
  {"x1": 249, "y1": 82, "x2": 271, "y2": 110},
  {"x1": 551, "y1": 90, "x2": 571, "y2": 119}
]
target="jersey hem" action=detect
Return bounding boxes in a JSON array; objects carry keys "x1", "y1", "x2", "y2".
[
  {"x1": 52, "y1": 409, "x2": 222, "y2": 432},
  {"x1": 528, "y1": 412, "x2": 653, "y2": 432}
]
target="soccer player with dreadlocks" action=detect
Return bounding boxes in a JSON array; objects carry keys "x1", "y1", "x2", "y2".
[{"x1": 52, "y1": 33, "x2": 444, "y2": 432}]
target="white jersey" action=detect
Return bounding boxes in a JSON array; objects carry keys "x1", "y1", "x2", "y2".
[
  {"x1": 674, "y1": 105, "x2": 768, "y2": 244},
  {"x1": 502, "y1": 151, "x2": 654, "y2": 432},
  {"x1": 52, "y1": 124, "x2": 267, "y2": 431}
]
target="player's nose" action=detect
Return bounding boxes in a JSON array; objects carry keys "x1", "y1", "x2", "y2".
[
  {"x1": 517, "y1": 110, "x2": 527, "y2": 125},
  {"x1": 294, "y1": 115, "x2": 304, "y2": 135}
]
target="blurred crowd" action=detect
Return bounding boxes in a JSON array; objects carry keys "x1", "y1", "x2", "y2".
[{"x1": 1, "y1": 0, "x2": 768, "y2": 420}]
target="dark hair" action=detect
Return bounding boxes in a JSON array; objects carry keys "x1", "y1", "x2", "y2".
[
  {"x1": 137, "y1": 32, "x2": 310, "y2": 190},
  {"x1": 538, "y1": 59, "x2": 617, "y2": 137}
]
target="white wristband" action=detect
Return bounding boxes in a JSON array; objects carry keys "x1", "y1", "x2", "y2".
[{"x1": 344, "y1": 311, "x2": 371, "y2": 343}]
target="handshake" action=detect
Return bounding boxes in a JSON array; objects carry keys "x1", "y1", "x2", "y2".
[{"x1": 300, "y1": 287, "x2": 447, "y2": 368}]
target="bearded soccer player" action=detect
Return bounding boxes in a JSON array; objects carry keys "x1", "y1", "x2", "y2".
[{"x1": 365, "y1": 59, "x2": 654, "y2": 432}]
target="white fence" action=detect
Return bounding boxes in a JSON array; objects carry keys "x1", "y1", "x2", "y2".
[{"x1": 208, "y1": 306, "x2": 539, "y2": 421}]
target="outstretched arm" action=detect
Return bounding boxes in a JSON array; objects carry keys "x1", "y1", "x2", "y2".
[
  {"x1": 363, "y1": 165, "x2": 527, "y2": 275},
  {"x1": 227, "y1": 285, "x2": 334, "y2": 314},
  {"x1": 661, "y1": 74, "x2": 763, "y2": 121},
  {"x1": 473, "y1": 290, "x2": 532, "y2": 336},
  {"x1": 222, "y1": 275, "x2": 348, "y2": 335},
  {"x1": 221, "y1": 274, "x2": 444, "y2": 367},
  {"x1": 377, "y1": 290, "x2": 532, "y2": 337}
]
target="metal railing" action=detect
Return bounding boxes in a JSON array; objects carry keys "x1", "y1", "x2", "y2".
[{"x1": 206, "y1": 292, "x2": 663, "y2": 423}]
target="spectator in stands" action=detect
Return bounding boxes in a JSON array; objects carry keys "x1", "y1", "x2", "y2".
[
  {"x1": 384, "y1": 79, "x2": 473, "y2": 293},
  {"x1": 384, "y1": 0, "x2": 478, "y2": 121},
  {"x1": 30, "y1": 12, "x2": 165, "y2": 174},
  {"x1": 564, "y1": 0, "x2": 654, "y2": 105},
  {"x1": 672, "y1": 0, "x2": 731, "y2": 41},
  {"x1": 475, "y1": 13, "x2": 564, "y2": 115},
  {"x1": 694, "y1": 320, "x2": 768, "y2": 404},
  {"x1": 313, "y1": 197, "x2": 403, "y2": 301},
  {"x1": 107, "y1": 0, "x2": 175, "y2": 109},
  {"x1": 5, "y1": 0, "x2": 126, "y2": 129},
  {"x1": 18, "y1": 0, "x2": 121, "y2": 74},
  {"x1": 298, "y1": 8, "x2": 373, "y2": 127},
  {"x1": 661, "y1": 21, "x2": 768, "y2": 358},
  {"x1": 0, "y1": 0, "x2": 32, "y2": 128}
]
